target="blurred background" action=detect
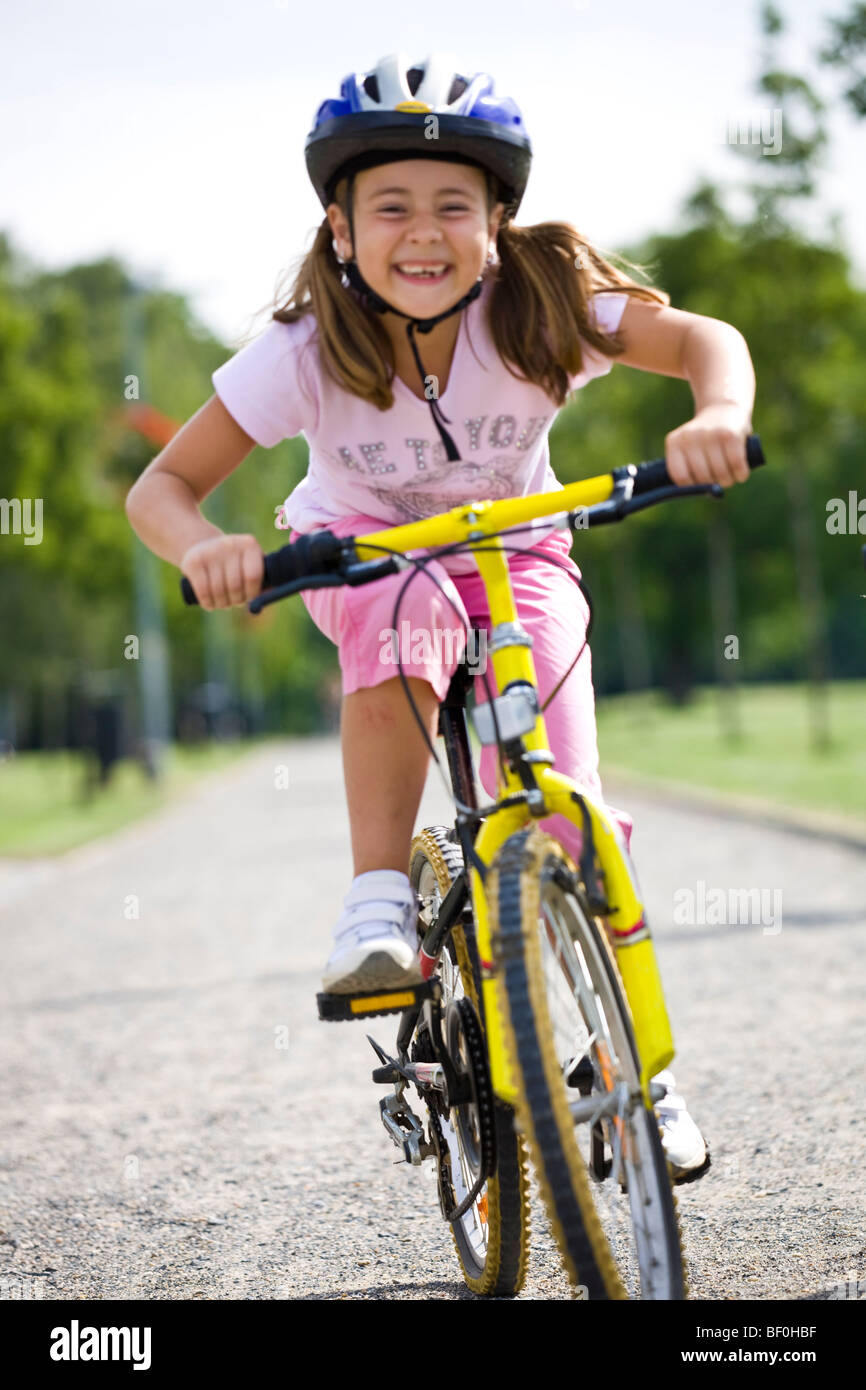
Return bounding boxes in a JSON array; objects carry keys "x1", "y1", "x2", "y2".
[{"x1": 1, "y1": 0, "x2": 864, "y2": 855}]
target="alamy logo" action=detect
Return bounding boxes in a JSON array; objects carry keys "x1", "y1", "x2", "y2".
[
  {"x1": 723, "y1": 108, "x2": 783, "y2": 154},
  {"x1": 832, "y1": 1272, "x2": 866, "y2": 1299},
  {"x1": 0, "y1": 1275, "x2": 44, "y2": 1298},
  {"x1": 378, "y1": 621, "x2": 488, "y2": 673},
  {"x1": 826, "y1": 492, "x2": 866, "y2": 534},
  {"x1": 49, "y1": 1320, "x2": 151, "y2": 1370},
  {"x1": 673, "y1": 879, "x2": 783, "y2": 935},
  {"x1": 0, "y1": 497, "x2": 43, "y2": 545}
]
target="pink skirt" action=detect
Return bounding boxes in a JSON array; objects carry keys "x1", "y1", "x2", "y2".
[{"x1": 292, "y1": 513, "x2": 634, "y2": 862}]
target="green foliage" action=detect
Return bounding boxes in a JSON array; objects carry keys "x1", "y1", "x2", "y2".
[
  {"x1": 551, "y1": 5, "x2": 866, "y2": 699},
  {"x1": 0, "y1": 241, "x2": 333, "y2": 741},
  {"x1": 553, "y1": 209, "x2": 866, "y2": 694},
  {"x1": 820, "y1": 1, "x2": 866, "y2": 118},
  {"x1": 2, "y1": 4, "x2": 866, "y2": 747}
]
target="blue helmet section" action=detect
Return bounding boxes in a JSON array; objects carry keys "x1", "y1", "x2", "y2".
[{"x1": 312, "y1": 70, "x2": 527, "y2": 138}]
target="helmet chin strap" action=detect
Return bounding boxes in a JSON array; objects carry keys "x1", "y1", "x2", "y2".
[{"x1": 341, "y1": 169, "x2": 483, "y2": 462}]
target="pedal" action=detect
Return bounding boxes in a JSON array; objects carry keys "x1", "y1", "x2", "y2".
[
  {"x1": 379, "y1": 1092, "x2": 434, "y2": 1165},
  {"x1": 566, "y1": 1053, "x2": 594, "y2": 1094},
  {"x1": 316, "y1": 978, "x2": 441, "y2": 1022},
  {"x1": 566, "y1": 1053, "x2": 616, "y2": 1183}
]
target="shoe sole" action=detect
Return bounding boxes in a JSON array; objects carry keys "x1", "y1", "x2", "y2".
[
  {"x1": 608, "y1": 1138, "x2": 711, "y2": 1195},
  {"x1": 669, "y1": 1142, "x2": 712, "y2": 1186},
  {"x1": 322, "y1": 950, "x2": 425, "y2": 995}
]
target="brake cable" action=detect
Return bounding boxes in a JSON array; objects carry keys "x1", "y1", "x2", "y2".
[{"x1": 352, "y1": 517, "x2": 595, "y2": 821}]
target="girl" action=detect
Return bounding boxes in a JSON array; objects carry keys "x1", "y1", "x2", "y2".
[{"x1": 126, "y1": 54, "x2": 756, "y2": 1183}]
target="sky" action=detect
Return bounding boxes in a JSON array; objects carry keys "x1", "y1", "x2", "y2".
[{"x1": 2, "y1": 0, "x2": 864, "y2": 346}]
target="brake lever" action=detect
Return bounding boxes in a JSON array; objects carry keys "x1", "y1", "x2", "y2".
[
  {"x1": 246, "y1": 555, "x2": 402, "y2": 615},
  {"x1": 573, "y1": 480, "x2": 723, "y2": 531},
  {"x1": 248, "y1": 573, "x2": 345, "y2": 614},
  {"x1": 622, "y1": 481, "x2": 724, "y2": 515}
]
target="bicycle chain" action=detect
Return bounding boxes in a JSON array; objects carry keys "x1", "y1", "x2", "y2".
[
  {"x1": 410, "y1": 1024, "x2": 456, "y2": 1218},
  {"x1": 411, "y1": 998, "x2": 496, "y2": 1223},
  {"x1": 411, "y1": 828, "x2": 473, "y2": 1221}
]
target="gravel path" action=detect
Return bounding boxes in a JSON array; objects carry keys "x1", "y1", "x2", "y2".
[{"x1": 1, "y1": 738, "x2": 864, "y2": 1301}]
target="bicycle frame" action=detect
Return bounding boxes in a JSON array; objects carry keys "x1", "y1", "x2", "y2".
[{"x1": 352, "y1": 476, "x2": 676, "y2": 1105}]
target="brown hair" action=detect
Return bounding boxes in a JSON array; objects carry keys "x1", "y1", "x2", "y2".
[{"x1": 252, "y1": 171, "x2": 669, "y2": 411}]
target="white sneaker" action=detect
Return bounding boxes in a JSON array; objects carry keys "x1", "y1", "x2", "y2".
[
  {"x1": 652, "y1": 1068, "x2": 711, "y2": 1183},
  {"x1": 321, "y1": 870, "x2": 423, "y2": 995}
]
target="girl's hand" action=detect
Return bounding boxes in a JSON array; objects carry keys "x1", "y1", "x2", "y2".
[
  {"x1": 665, "y1": 405, "x2": 752, "y2": 488},
  {"x1": 180, "y1": 533, "x2": 264, "y2": 610}
]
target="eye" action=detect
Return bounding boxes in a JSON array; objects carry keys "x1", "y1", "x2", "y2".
[{"x1": 375, "y1": 202, "x2": 470, "y2": 214}]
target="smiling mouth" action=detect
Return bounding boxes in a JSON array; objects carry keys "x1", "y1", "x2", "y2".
[{"x1": 392, "y1": 265, "x2": 453, "y2": 285}]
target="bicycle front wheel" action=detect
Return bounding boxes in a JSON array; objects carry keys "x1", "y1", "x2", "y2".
[{"x1": 489, "y1": 825, "x2": 686, "y2": 1300}]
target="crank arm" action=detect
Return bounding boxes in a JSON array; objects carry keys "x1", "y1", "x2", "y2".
[
  {"x1": 568, "y1": 1078, "x2": 666, "y2": 1124},
  {"x1": 368, "y1": 1033, "x2": 417, "y2": 1086},
  {"x1": 403, "y1": 1061, "x2": 446, "y2": 1090},
  {"x1": 569, "y1": 1081, "x2": 642, "y2": 1125}
]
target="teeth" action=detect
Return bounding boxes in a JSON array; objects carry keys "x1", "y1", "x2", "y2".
[{"x1": 397, "y1": 264, "x2": 447, "y2": 277}]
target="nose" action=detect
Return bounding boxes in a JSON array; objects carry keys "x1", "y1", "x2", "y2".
[{"x1": 404, "y1": 210, "x2": 445, "y2": 244}]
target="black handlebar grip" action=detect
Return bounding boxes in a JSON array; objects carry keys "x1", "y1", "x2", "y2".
[
  {"x1": 631, "y1": 432, "x2": 765, "y2": 496},
  {"x1": 745, "y1": 434, "x2": 765, "y2": 470},
  {"x1": 180, "y1": 529, "x2": 343, "y2": 606}
]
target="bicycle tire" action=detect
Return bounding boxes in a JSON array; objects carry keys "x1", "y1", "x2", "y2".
[
  {"x1": 410, "y1": 827, "x2": 530, "y2": 1297},
  {"x1": 488, "y1": 824, "x2": 686, "y2": 1300}
]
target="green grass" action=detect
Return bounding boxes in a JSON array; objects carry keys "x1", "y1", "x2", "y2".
[
  {"x1": 0, "y1": 741, "x2": 257, "y2": 857},
  {"x1": 5, "y1": 683, "x2": 863, "y2": 857},
  {"x1": 595, "y1": 681, "x2": 866, "y2": 829}
]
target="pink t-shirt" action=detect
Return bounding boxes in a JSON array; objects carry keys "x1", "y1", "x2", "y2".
[{"x1": 212, "y1": 276, "x2": 627, "y2": 571}]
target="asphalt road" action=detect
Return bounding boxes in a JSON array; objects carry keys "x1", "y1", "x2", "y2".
[{"x1": 1, "y1": 737, "x2": 864, "y2": 1302}]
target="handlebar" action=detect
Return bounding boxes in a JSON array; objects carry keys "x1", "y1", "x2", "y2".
[
  {"x1": 180, "y1": 433, "x2": 766, "y2": 608},
  {"x1": 628, "y1": 433, "x2": 765, "y2": 495}
]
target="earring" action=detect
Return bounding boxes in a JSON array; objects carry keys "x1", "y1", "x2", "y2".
[{"x1": 332, "y1": 238, "x2": 352, "y2": 288}]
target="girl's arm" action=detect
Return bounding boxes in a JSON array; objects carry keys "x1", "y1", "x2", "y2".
[
  {"x1": 125, "y1": 394, "x2": 264, "y2": 609},
  {"x1": 611, "y1": 299, "x2": 756, "y2": 488}
]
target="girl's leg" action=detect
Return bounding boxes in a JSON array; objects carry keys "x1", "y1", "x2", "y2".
[
  {"x1": 341, "y1": 676, "x2": 439, "y2": 874},
  {"x1": 295, "y1": 515, "x2": 471, "y2": 875},
  {"x1": 295, "y1": 516, "x2": 471, "y2": 990}
]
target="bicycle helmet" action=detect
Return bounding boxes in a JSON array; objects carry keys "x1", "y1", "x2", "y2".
[
  {"x1": 305, "y1": 52, "x2": 532, "y2": 220},
  {"x1": 304, "y1": 54, "x2": 533, "y2": 460}
]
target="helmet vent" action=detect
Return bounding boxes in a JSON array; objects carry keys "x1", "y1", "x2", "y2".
[
  {"x1": 446, "y1": 76, "x2": 468, "y2": 103},
  {"x1": 407, "y1": 67, "x2": 424, "y2": 96},
  {"x1": 362, "y1": 74, "x2": 380, "y2": 102}
]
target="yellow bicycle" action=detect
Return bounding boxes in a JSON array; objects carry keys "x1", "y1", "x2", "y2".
[{"x1": 182, "y1": 434, "x2": 765, "y2": 1299}]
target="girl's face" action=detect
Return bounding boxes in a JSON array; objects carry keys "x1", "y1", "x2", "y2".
[{"x1": 328, "y1": 159, "x2": 504, "y2": 317}]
